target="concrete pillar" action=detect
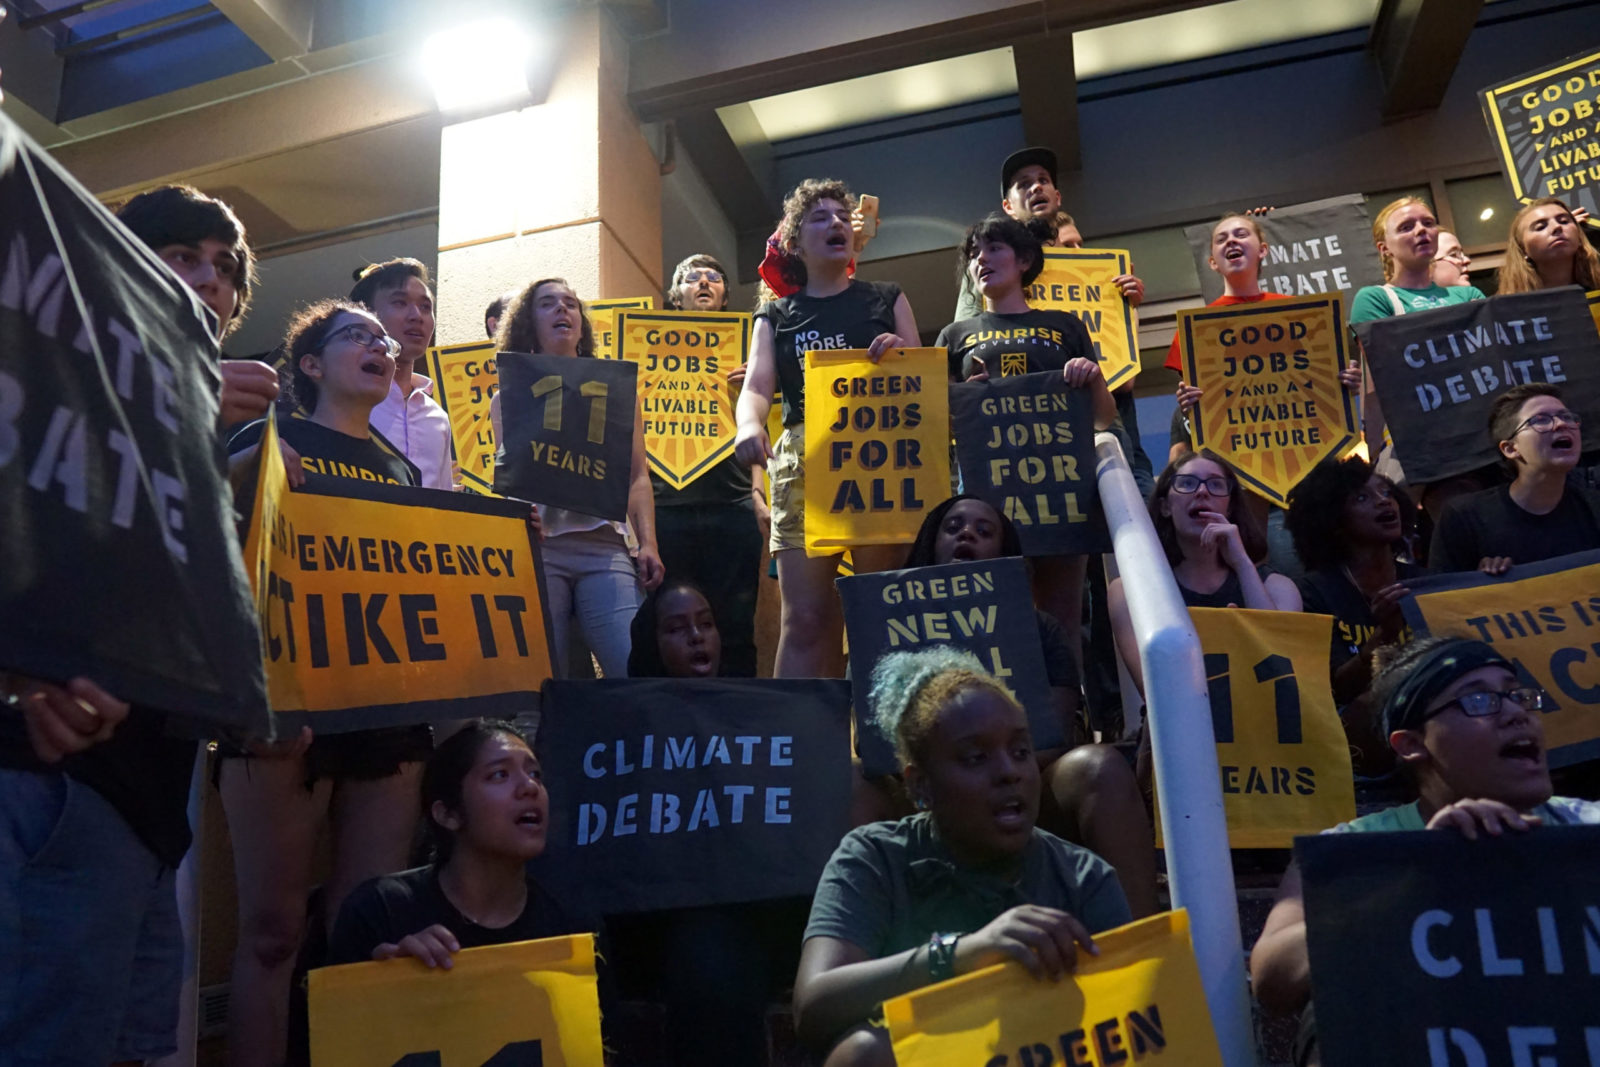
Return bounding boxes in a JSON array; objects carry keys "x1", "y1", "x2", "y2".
[{"x1": 434, "y1": 8, "x2": 662, "y2": 345}]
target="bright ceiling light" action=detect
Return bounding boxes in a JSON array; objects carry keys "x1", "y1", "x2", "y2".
[
  {"x1": 424, "y1": 17, "x2": 533, "y2": 113},
  {"x1": 1480, "y1": 207, "x2": 1495, "y2": 221}
]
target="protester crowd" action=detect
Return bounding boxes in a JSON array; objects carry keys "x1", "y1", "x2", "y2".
[{"x1": 4, "y1": 135, "x2": 1600, "y2": 1067}]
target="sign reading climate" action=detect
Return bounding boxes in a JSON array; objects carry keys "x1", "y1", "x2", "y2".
[
  {"x1": 1179, "y1": 295, "x2": 1356, "y2": 505},
  {"x1": 1481, "y1": 49, "x2": 1600, "y2": 219},
  {"x1": 611, "y1": 310, "x2": 751, "y2": 489}
]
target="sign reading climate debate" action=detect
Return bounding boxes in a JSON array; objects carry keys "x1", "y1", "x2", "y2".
[
  {"x1": 1179, "y1": 295, "x2": 1356, "y2": 506},
  {"x1": 611, "y1": 310, "x2": 750, "y2": 490},
  {"x1": 1481, "y1": 49, "x2": 1600, "y2": 221}
]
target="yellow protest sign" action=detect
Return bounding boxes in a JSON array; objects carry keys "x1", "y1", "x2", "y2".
[
  {"x1": 884, "y1": 910, "x2": 1222, "y2": 1067},
  {"x1": 1178, "y1": 295, "x2": 1358, "y2": 506},
  {"x1": 611, "y1": 309, "x2": 751, "y2": 489},
  {"x1": 242, "y1": 412, "x2": 554, "y2": 731},
  {"x1": 1401, "y1": 551, "x2": 1600, "y2": 767},
  {"x1": 1167, "y1": 609, "x2": 1355, "y2": 848},
  {"x1": 588, "y1": 297, "x2": 653, "y2": 361},
  {"x1": 802, "y1": 348, "x2": 950, "y2": 555},
  {"x1": 427, "y1": 340, "x2": 499, "y2": 495},
  {"x1": 309, "y1": 934, "x2": 604, "y2": 1067},
  {"x1": 1025, "y1": 248, "x2": 1140, "y2": 389}
]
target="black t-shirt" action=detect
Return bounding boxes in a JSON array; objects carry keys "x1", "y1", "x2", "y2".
[
  {"x1": 1297, "y1": 562, "x2": 1424, "y2": 677},
  {"x1": 935, "y1": 309, "x2": 1095, "y2": 382},
  {"x1": 755, "y1": 280, "x2": 902, "y2": 427},
  {"x1": 1177, "y1": 565, "x2": 1274, "y2": 609},
  {"x1": 229, "y1": 414, "x2": 419, "y2": 487},
  {"x1": 1170, "y1": 404, "x2": 1191, "y2": 449},
  {"x1": 1429, "y1": 484, "x2": 1600, "y2": 574},
  {"x1": 327, "y1": 866, "x2": 598, "y2": 965},
  {"x1": 0, "y1": 709, "x2": 197, "y2": 868},
  {"x1": 652, "y1": 455, "x2": 753, "y2": 508}
]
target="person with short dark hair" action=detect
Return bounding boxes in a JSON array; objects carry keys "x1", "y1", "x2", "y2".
[
  {"x1": 484, "y1": 289, "x2": 517, "y2": 340},
  {"x1": 1251, "y1": 636, "x2": 1598, "y2": 1066},
  {"x1": 1429, "y1": 384, "x2": 1600, "y2": 575},
  {"x1": 794, "y1": 647, "x2": 1130, "y2": 1067},
  {"x1": 327, "y1": 721, "x2": 596, "y2": 966},
  {"x1": 1286, "y1": 457, "x2": 1421, "y2": 715},
  {"x1": 650, "y1": 253, "x2": 764, "y2": 676},
  {"x1": 350, "y1": 258, "x2": 454, "y2": 491}
]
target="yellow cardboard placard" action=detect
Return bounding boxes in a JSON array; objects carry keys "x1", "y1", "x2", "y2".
[
  {"x1": 242, "y1": 412, "x2": 553, "y2": 728},
  {"x1": 588, "y1": 297, "x2": 654, "y2": 362},
  {"x1": 1160, "y1": 609, "x2": 1355, "y2": 849},
  {"x1": 884, "y1": 911, "x2": 1221, "y2": 1067},
  {"x1": 802, "y1": 348, "x2": 950, "y2": 555},
  {"x1": 610, "y1": 309, "x2": 751, "y2": 489},
  {"x1": 1403, "y1": 554, "x2": 1600, "y2": 767},
  {"x1": 1025, "y1": 248, "x2": 1141, "y2": 389},
  {"x1": 426, "y1": 340, "x2": 500, "y2": 495},
  {"x1": 309, "y1": 934, "x2": 604, "y2": 1067},
  {"x1": 1178, "y1": 295, "x2": 1358, "y2": 505}
]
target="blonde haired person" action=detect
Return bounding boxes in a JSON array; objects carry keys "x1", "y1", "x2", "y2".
[
  {"x1": 1496, "y1": 197, "x2": 1600, "y2": 294},
  {"x1": 793, "y1": 648, "x2": 1131, "y2": 1067}
]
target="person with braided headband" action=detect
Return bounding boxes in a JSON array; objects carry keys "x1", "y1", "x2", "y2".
[
  {"x1": 794, "y1": 648, "x2": 1130, "y2": 1067},
  {"x1": 1250, "y1": 636, "x2": 1598, "y2": 1066}
]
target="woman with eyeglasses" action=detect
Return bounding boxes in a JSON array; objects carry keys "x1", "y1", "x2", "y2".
[
  {"x1": 1429, "y1": 383, "x2": 1600, "y2": 576},
  {"x1": 222, "y1": 299, "x2": 432, "y2": 1067},
  {"x1": 1431, "y1": 231, "x2": 1474, "y2": 288},
  {"x1": 1495, "y1": 197, "x2": 1600, "y2": 294},
  {"x1": 1284, "y1": 458, "x2": 1421, "y2": 744},
  {"x1": 1108, "y1": 452, "x2": 1302, "y2": 697},
  {"x1": 1251, "y1": 635, "x2": 1593, "y2": 1067}
]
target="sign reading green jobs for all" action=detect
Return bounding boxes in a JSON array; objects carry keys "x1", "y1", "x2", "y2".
[{"x1": 1481, "y1": 48, "x2": 1600, "y2": 223}]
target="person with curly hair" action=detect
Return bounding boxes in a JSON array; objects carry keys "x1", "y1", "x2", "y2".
[
  {"x1": 490, "y1": 277, "x2": 664, "y2": 678},
  {"x1": 794, "y1": 647, "x2": 1131, "y2": 1067},
  {"x1": 1495, "y1": 197, "x2": 1600, "y2": 294},
  {"x1": 1286, "y1": 457, "x2": 1421, "y2": 710},
  {"x1": 733, "y1": 178, "x2": 919, "y2": 678}
]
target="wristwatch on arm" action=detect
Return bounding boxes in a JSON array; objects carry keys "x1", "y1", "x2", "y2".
[{"x1": 927, "y1": 931, "x2": 960, "y2": 982}]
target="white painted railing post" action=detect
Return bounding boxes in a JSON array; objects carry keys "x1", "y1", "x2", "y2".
[{"x1": 1094, "y1": 432, "x2": 1257, "y2": 1067}]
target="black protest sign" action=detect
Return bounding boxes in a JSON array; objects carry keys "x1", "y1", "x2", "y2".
[
  {"x1": 1298, "y1": 825, "x2": 1600, "y2": 1067},
  {"x1": 949, "y1": 371, "x2": 1108, "y2": 557},
  {"x1": 1183, "y1": 195, "x2": 1383, "y2": 304},
  {"x1": 1481, "y1": 49, "x2": 1600, "y2": 222},
  {"x1": 0, "y1": 112, "x2": 270, "y2": 738},
  {"x1": 493, "y1": 352, "x2": 637, "y2": 520},
  {"x1": 838, "y1": 558, "x2": 1058, "y2": 777},
  {"x1": 1357, "y1": 288, "x2": 1600, "y2": 484},
  {"x1": 533, "y1": 678, "x2": 853, "y2": 913}
]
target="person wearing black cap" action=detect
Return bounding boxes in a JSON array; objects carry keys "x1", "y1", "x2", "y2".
[{"x1": 1249, "y1": 635, "x2": 1598, "y2": 1065}]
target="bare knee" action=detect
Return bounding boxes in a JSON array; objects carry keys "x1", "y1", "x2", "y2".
[
  {"x1": 1051, "y1": 742, "x2": 1130, "y2": 795},
  {"x1": 241, "y1": 907, "x2": 306, "y2": 972},
  {"x1": 824, "y1": 1026, "x2": 895, "y2": 1067}
]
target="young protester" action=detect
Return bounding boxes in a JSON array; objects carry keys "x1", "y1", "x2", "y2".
[
  {"x1": 1285, "y1": 458, "x2": 1421, "y2": 725},
  {"x1": 1251, "y1": 636, "x2": 1597, "y2": 1065},
  {"x1": 733, "y1": 178, "x2": 918, "y2": 678},
  {"x1": 1495, "y1": 196, "x2": 1600, "y2": 293},
  {"x1": 1429, "y1": 384, "x2": 1600, "y2": 574},
  {"x1": 326, "y1": 721, "x2": 597, "y2": 966},
  {"x1": 1108, "y1": 452, "x2": 1302, "y2": 696},
  {"x1": 494, "y1": 278, "x2": 665, "y2": 677},
  {"x1": 0, "y1": 184, "x2": 272, "y2": 1066},
  {"x1": 1432, "y1": 230, "x2": 1474, "y2": 288},
  {"x1": 650, "y1": 254, "x2": 766, "y2": 675},
  {"x1": 1166, "y1": 213, "x2": 1362, "y2": 576},
  {"x1": 613, "y1": 582, "x2": 814, "y2": 1065},
  {"x1": 221, "y1": 301, "x2": 431, "y2": 1067},
  {"x1": 793, "y1": 647, "x2": 1131, "y2": 1066},
  {"x1": 901, "y1": 496, "x2": 1158, "y2": 917},
  {"x1": 937, "y1": 214, "x2": 1116, "y2": 669},
  {"x1": 350, "y1": 258, "x2": 454, "y2": 491}
]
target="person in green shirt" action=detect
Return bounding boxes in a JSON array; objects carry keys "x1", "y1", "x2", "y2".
[{"x1": 1250, "y1": 635, "x2": 1598, "y2": 1066}]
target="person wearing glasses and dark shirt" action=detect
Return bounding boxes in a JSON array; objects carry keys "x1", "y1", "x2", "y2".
[
  {"x1": 650, "y1": 254, "x2": 766, "y2": 676},
  {"x1": 1429, "y1": 384, "x2": 1600, "y2": 575},
  {"x1": 1250, "y1": 635, "x2": 1597, "y2": 1067}
]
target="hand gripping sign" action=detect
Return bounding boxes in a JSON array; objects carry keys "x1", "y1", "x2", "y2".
[
  {"x1": 609, "y1": 309, "x2": 752, "y2": 490},
  {"x1": 1178, "y1": 295, "x2": 1357, "y2": 506}
]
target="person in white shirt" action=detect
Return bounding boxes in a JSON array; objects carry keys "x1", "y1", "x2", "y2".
[{"x1": 350, "y1": 258, "x2": 455, "y2": 490}]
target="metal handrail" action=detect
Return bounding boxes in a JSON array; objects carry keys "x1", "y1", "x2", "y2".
[{"x1": 1094, "y1": 431, "x2": 1257, "y2": 1067}]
